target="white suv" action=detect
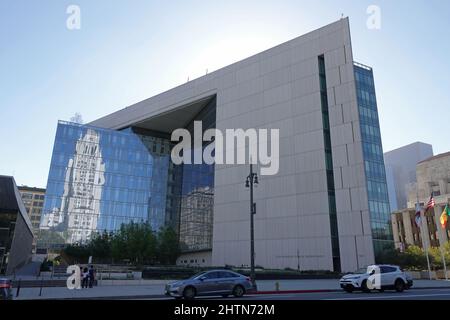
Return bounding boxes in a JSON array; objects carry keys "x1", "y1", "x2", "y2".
[{"x1": 339, "y1": 265, "x2": 413, "y2": 293}]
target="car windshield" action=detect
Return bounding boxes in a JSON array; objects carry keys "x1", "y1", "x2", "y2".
[
  {"x1": 189, "y1": 272, "x2": 207, "y2": 279},
  {"x1": 353, "y1": 267, "x2": 369, "y2": 274}
]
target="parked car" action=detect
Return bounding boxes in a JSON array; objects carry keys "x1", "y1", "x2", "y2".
[
  {"x1": 339, "y1": 264, "x2": 413, "y2": 293},
  {"x1": 0, "y1": 278, "x2": 13, "y2": 300},
  {"x1": 165, "y1": 270, "x2": 254, "y2": 299}
]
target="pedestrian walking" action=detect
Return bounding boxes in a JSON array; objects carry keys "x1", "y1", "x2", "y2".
[
  {"x1": 88, "y1": 265, "x2": 96, "y2": 288},
  {"x1": 82, "y1": 267, "x2": 89, "y2": 289}
]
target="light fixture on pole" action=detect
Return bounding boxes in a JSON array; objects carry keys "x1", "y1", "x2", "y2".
[{"x1": 245, "y1": 163, "x2": 258, "y2": 290}]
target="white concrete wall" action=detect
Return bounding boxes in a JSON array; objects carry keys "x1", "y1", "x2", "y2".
[
  {"x1": 177, "y1": 251, "x2": 212, "y2": 267},
  {"x1": 90, "y1": 18, "x2": 374, "y2": 272}
]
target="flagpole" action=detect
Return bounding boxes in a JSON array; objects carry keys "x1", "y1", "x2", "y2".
[
  {"x1": 435, "y1": 205, "x2": 448, "y2": 281},
  {"x1": 421, "y1": 209, "x2": 432, "y2": 280},
  {"x1": 418, "y1": 191, "x2": 432, "y2": 280}
]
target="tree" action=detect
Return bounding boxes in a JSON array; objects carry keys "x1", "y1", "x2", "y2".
[
  {"x1": 375, "y1": 246, "x2": 405, "y2": 267},
  {"x1": 157, "y1": 227, "x2": 180, "y2": 265},
  {"x1": 87, "y1": 231, "x2": 112, "y2": 263},
  {"x1": 111, "y1": 221, "x2": 157, "y2": 265},
  {"x1": 403, "y1": 245, "x2": 427, "y2": 270},
  {"x1": 63, "y1": 243, "x2": 90, "y2": 263}
]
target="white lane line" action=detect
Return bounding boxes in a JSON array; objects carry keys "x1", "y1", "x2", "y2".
[{"x1": 326, "y1": 293, "x2": 450, "y2": 300}]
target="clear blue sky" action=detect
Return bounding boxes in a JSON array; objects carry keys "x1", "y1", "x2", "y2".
[{"x1": 1, "y1": 0, "x2": 449, "y2": 188}]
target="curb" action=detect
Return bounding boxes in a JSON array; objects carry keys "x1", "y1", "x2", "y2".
[
  {"x1": 254, "y1": 286, "x2": 450, "y2": 295},
  {"x1": 255, "y1": 289, "x2": 341, "y2": 294},
  {"x1": 16, "y1": 286, "x2": 450, "y2": 300}
]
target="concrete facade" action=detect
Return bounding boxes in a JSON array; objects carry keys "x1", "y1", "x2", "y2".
[
  {"x1": 384, "y1": 142, "x2": 433, "y2": 211},
  {"x1": 0, "y1": 176, "x2": 34, "y2": 275},
  {"x1": 90, "y1": 19, "x2": 382, "y2": 272}
]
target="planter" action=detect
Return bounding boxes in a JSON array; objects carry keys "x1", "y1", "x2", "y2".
[
  {"x1": 420, "y1": 271, "x2": 436, "y2": 279},
  {"x1": 408, "y1": 271, "x2": 421, "y2": 280},
  {"x1": 435, "y1": 270, "x2": 450, "y2": 279}
]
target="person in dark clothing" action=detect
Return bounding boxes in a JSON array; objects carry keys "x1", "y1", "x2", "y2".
[
  {"x1": 88, "y1": 265, "x2": 95, "y2": 288},
  {"x1": 81, "y1": 267, "x2": 89, "y2": 289}
]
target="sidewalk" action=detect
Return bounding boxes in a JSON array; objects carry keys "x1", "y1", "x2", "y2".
[{"x1": 14, "y1": 279, "x2": 450, "y2": 300}]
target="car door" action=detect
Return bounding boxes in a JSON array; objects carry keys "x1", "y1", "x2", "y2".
[
  {"x1": 196, "y1": 271, "x2": 220, "y2": 295},
  {"x1": 380, "y1": 266, "x2": 395, "y2": 287},
  {"x1": 216, "y1": 271, "x2": 237, "y2": 293},
  {"x1": 384, "y1": 266, "x2": 397, "y2": 286}
]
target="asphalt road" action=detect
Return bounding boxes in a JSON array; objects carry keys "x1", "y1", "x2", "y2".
[{"x1": 143, "y1": 288, "x2": 450, "y2": 300}]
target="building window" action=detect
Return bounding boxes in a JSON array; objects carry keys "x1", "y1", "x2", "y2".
[{"x1": 318, "y1": 55, "x2": 340, "y2": 273}]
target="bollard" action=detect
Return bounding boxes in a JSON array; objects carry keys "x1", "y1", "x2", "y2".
[
  {"x1": 39, "y1": 277, "x2": 44, "y2": 296},
  {"x1": 275, "y1": 281, "x2": 280, "y2": 292},
  {"x1": 16, "y1": 279, "x2": 21, "y2": 297}
]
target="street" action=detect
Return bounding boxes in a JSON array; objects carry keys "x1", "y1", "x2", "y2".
[{"x1": 143, "y1": 288, "x2": 450, "y2": 301}]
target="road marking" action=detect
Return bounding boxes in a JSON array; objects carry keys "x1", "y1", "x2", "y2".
[{"x1": 326, "y1": 292, "x2": 450, "y2": 300}]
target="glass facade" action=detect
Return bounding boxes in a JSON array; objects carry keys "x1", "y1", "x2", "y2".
[
  {"x1": 40, "y1": 98, "x2": 216, "y2": 252},
  {"x1": 178, "y1": 98, "x2": 216, "y2": 252},
  {"x1": 39, "y1": 121, "x2": 181, "y2": 248},
  {"x1": 319, "y1": 55, "x2": 341, "y2": 272},
  {"x1": 354, "y1": 63, "x2": 394, "y2": 256}
]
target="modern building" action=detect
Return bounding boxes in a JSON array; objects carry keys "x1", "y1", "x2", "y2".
[
  {"x1": 18, "y1": 186, "x2": 45, "y2": 252},
  {"x1": 0, "y1": 176, "x2": 34, "y2": 275},
  {"x1": 41, "y1": 18, "x2": 393, "y2": 272},
  {"x1": 392, "y1": 151, "x2": 450, "y2": 251},
  {"x1": 384, "y1": 142, "x2": 433, "y2": 211}
]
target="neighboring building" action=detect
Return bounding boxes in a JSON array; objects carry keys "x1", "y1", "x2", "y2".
[
  {"x1": 42, "y1": 18, "x2": 393, "y2": 272},
  {"x1": 391, "y1": 207, "x2": 442, "y2": 251},
  {"x1": 384, "y1": 142, "x2": 433, "y2": 211},
  {"x1": 408, "y1": 152, "x2": 450, "y2": 208},
  {"x1": 18, "y1": 186, "x2": 45, "y2": 253},
  {"x1": 0, "y1": 176, "x2": 34, "y2": 275},
  {"x1": 392, "y1": 151, "x2": 450, "y2": 251}
]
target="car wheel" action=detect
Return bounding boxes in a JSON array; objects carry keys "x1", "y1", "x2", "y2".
[
  {"x1": 232, "y1": 285, "x2": 245, "y2": 298},
  {"x1": 361, "y1": 280, "x2": 371, "y2": 293},
  {"x1": 183, "y1": 286, "x2": 196, "y2": 300},
  {"x1": 394, "y1": 279, "x2": 405, "y2": 293}
]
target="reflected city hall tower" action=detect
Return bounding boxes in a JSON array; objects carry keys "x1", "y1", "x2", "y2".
[
  {"x1": 179, "y1": 186, "x2": 214, "y2": 251},
  {"x1": 42, "y1": 129, "x2": 105, "y2": 244}
]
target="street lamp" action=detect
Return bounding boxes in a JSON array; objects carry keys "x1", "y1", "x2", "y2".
[{"x1": 245, "y1": 163, "x2": 258, "y2": 290}]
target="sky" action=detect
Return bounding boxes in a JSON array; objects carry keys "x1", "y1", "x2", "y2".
[{"x1": 0, "y1": 0, "x2": 449, "y2": 188}]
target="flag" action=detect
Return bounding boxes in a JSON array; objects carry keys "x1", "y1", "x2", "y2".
[
  {"x1": 440, "y1": 204, "x2": 449, "y2": 229},
  {"x1": 414, "y1": 203, "x2": 422, "y2": 227},
  {"x1": 425, "y1": 194, "x2": 435, "y2": 212}
]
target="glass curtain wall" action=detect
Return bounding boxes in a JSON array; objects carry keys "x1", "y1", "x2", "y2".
[
  {"x1": 354, "y1": 63, "x2": 394, "y2": 257},
  {"x1": 39, "y1": 121, "x2": 179, "y2": 248},
  {"x1": 178, "y1": 98, "x2": 216, "y2": 252}
]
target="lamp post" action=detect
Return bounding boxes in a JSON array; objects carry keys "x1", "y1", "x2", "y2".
[{"x1": 245, "y1": 163, "x2": 258, "y2": 290}]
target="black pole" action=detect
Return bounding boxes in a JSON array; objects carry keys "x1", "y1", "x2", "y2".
[
  {"x1": 39, "y1": 277, "x2": 43, "y2": 296},
  {"x1": 15, "y1": 279, "x2": 21, "y2": 298},
  {"x1": 249, "y1": 164, "x2": 256, "y2": 290}
]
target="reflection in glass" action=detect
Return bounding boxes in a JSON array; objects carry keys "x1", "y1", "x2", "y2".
[{"x1": 39, "y1": 121, "x2": 179, "y2": 248}]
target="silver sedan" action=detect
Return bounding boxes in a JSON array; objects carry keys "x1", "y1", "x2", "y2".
[{"x1": 165, "y1": 270, "x2": 254, "y2": 299}]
